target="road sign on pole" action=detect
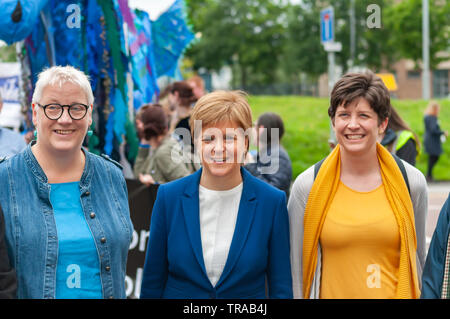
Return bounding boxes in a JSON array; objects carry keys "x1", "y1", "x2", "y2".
[
  {"x1": 422, "y1": 0, "x2": 430, "y2": 100},
  {"x1": 321, "y1": 6, "x2": 339, "y2": 147},
  {"x1": 321, "y1": 7, "x2": 334, "y2": 43}
]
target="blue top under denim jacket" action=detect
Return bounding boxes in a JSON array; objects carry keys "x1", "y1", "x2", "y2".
[{"x1": 0, "y1": 143, "x2": 134, "y2": 299}]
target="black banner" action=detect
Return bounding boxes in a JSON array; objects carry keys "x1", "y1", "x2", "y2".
[{"x1": 124, "y1": 179, "x2": 159, "y2": 299}]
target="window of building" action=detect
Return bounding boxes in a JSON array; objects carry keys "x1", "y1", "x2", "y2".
[
  {"x1": 407, "y1": 71, "x2": 421, "y2": 79},
  {"x1": 433, "y1": 70, "x2": 449, "y2": 98}
]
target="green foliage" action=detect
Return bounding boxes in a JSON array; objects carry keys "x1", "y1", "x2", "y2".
[
  {"x1": 386, "y1": 0, "x2": 450, "y2": 69},
  {"x1": 185, "y1": 0, "x2": 285, "y2": 88},
  {"x1": 0, "y1": 44, "x2": 17, "y2": 62},
  {"x1": 323, "y1": 0, "x2": 393, "y2": 72},
  {"x1": 281, "y1": 2, "x2": 327, "y2": 80},
  {"x1": 249, "y1": 95, "x2": 450, "y2": 181},
  {"x1": 185, "y1": 0, "x2": 449, "y2": 89}
]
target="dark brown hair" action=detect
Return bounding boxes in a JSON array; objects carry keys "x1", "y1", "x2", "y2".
[
  {"x1": 158, "y1": 83, "x2": 173, "y2": 100},
  {"x1": 136, "y1": 104, "x2": 151, "y2": 122},
  {"x1": 328, "y1": 71, "x2": 391, "y2": 124},
  {"x1": 171, "y1": 81, "x2": 197, "y2": 107},
  {"x1": 388, "y1": 106, "x2": 420, "y2": 149},
  {"x1": 140, "y1": 104, "x2": 168, "y2": 140},
  {"x1": 257, "y1": 112, "x2": 285, "y2": 144}
]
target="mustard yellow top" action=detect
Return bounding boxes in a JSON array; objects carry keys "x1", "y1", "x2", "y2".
[
  {"x1": 319, "y1": 181, "x2": 400, "y2": 299},
  {"x1": 303, "y1": 144, "x2": 419, "y2": 299}
]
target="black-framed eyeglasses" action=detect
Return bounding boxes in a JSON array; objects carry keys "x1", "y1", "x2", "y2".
[{"x1": 37, "y1": 103, "x2": 89, "y2": 120}]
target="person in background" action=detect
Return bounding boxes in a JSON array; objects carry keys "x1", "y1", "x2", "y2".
[
  {"x1": 288, "y1": 71, "x2": 427, "y2": 299},
  {"x1": 133, "y1": 103, "x2": 192, "y2": 185},
  {"x1": 140, "y1": 90, "x2": 292, "y2": 299},
  {"x1": 168, "y1": 81, "x2": 197, "y2": 146},
  {"x1": 187, "y1": 75, "x2": 206, "y2": 100},
  {"x1": 135, "y1": 103, "x2": 151, "y2": 141},
  {"x1": 245, "y1": 112, "x2": 292, "y2": 198},
  {"x1": 0, "y1": 92, "x2": 27, "y2": 159},
  {"x1": 155, "y1": 84, "x2": 174, "y2": 125},
  {"x1": 168, "y1": 81, "x2": 197, "y2": 131},
  {"x1": 423, "y1": 101, "x2": 448, "y2": 182},
  {"x1": 0, "y1": 205, "x2": 16, "y2": 299},
  {"x1": 168, "y1": 81, "x2": 201, "y2": 171},
  {"x1": 379, "y1": 106, "x2": 420, "y2": 166},
  {"x1": 421, "y1": 194, "x2": 450, "y2": 299},
  {"x1": 0, "y1": 66, "x2": 133, "y2": 299}
]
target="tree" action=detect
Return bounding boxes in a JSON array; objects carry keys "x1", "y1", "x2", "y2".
[
  {"x1": 386, "y1": 0, "x2": 449, "y2": 69},
  {"x1": 0, "y1": 44, "x2": 17, "y2": 62},
  {"x1": 321, "y1": 0, "x2": 394, "y2": 72},
  {"x1": 184, "y1": 0, "x2": 449, "y2": 93},
  {"x1": 185, "y1": 0, "x2": 286, "y2": 89},
  {"x1": 280, "y1": 0, "x2": 394, "y2": 87},
  {"x1": 281, "y1": 1, "x2": 327, "y2": 82}
]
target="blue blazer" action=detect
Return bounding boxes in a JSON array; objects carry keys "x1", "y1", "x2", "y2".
[{"x1": 140, "y1": 167, "x2": 292, "y2": 299}]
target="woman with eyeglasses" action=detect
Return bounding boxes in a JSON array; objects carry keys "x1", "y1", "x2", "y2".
[{"x1": 0, "y1": 66, "x2": 133, "y2": 299}]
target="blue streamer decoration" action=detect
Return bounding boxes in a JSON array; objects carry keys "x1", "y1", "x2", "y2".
[
  {"x1": 151, "y1": 0, "x2": 194, "y2": 78},
  {"x1": 129, "y1": 9, "x2": 159, "y2": 109},
  {"x1": 0, "y1": 0, "x2": 48, "y2": 45}
]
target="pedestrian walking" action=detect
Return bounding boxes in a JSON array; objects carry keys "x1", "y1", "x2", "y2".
[{"x1": 423, "y1": 101, "x2": 448, "y2": 182}]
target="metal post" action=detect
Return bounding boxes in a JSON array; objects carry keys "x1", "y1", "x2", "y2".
[
  {"x1": 422, "y1": 0, "x2": 430, "y2": 99},
  {"x1": 349, "y1": 0, "x2": 355, "y2": 69},
  {"x1": 328, "y1": 51, "x2": 336, "y2": 147}
]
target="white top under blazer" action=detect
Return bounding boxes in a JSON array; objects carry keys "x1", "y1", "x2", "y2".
[{"x1": 199, "y1": 183, "x2": 243, "y2": 287}]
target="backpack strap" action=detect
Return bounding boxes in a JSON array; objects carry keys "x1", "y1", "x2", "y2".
[
  {"x1": 313, "y1": 154, "x2": 411, "y2": 196},
  {"x1": 313, "y1": 158, "x2": 326, "y2": 180},
  {"x1": 391, "y1": 153, "x2": 411, "y2": 196}
]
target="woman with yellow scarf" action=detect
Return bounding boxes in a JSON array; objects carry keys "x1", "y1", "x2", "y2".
[{"x1": 288, "y1": 72, "x2": 428, "y2": 299}]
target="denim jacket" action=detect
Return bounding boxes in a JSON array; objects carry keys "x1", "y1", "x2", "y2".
[{"x1": 0, "y1": 143, "x2": 133, "y2": 299}]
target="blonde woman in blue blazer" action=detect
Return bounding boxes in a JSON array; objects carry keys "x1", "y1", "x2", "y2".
[{"x1": 140, "y1": 91, "x2": 292, "y2": 299}]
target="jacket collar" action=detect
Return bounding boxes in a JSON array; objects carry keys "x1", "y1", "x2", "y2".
[
  {"x1": 24, "y1": 141, "x2": 93, "y2": 189},
  {"x1": 181, "y1": 167, "x2": 257, "y2": 288}
]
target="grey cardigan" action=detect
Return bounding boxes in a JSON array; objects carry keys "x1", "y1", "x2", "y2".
[{"x1": 287, "y1": 159, "x2": 428, "y2": 299}]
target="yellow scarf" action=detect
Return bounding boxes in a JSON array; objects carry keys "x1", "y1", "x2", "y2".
[{"x1": 302, "y1": 143, "x2": 420, "y2": 299}]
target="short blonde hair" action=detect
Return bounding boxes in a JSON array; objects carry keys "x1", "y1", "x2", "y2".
[
  {"x1": 424, "y1": 100, "x2": 440, "y2": 116},
  {"x1": 190, "y1": 90, "x2": 253, "y2": 137},
  {"x1": 32, "y1": 65, "x2": 94, "y2": 106}
]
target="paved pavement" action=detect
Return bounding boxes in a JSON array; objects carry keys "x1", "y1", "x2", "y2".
[{"x1": 426, "y1": 181, "x2": 450, "y2": 251}]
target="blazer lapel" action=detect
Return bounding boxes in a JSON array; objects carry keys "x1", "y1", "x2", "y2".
[
  {"x1": 181, "y1": 169, "x2": 209, "y2": 278},
  {"x1": 216, "y1": 167, "x2": 257, "y2": 287}
]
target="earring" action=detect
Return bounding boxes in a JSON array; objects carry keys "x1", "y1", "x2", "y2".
[
  {"x1": 87, "y1": 130, "x2": 93, "y2": 137},
  {"x1": 33, "y1": 130, "x2": 37, "y2": 138}
]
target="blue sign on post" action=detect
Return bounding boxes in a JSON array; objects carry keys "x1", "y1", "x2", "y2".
[{"x1": 320, "y1": 7, "x2": 334, "y2": 43}]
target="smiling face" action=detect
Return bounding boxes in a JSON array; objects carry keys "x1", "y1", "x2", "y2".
[
  {"x1": 333, "y1": 97, "x2": 388, "y2": 157},
  {"x1": 32, "y1": 82, "x2": 92, "y2": 155},
  {"x1": 197, "y1": 120, "x2": 247, "y2": 185}
]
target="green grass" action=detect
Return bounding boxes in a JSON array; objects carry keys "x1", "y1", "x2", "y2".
[{"x1": 248, "y1": 96, "x2": 450, "y2": 181}]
